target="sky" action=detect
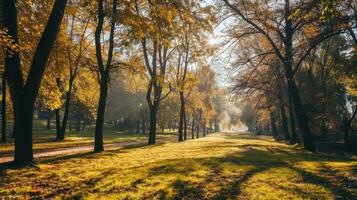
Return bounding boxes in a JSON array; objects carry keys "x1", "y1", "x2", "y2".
[{"x1": 203, "y1": 0, "x2": 238, "y2": 88}]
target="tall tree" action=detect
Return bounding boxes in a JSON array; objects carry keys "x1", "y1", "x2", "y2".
[
  {"x1": 94, "y1": 0, "x2": 118, "y2": 152},
  {"x1": 223, "y1": 0, "x2": 349, "y2": 152},
  {"x1": 58, "y1": 6, "x2": 92, "y2": 140},
  {"x1": 175, "y1": 2, "x2": 215, "y2": 142},
  {"x1": 127, "y1": 0, "x2": 178, "y2": 144},
  {"x1": 4, "y1": 0, "x2": 68, "y2": 163}
]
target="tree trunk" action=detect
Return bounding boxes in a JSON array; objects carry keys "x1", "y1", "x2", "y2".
[
  {"x1": 178, "y1": 91, "x2": 185, "y2": 142},
  {"x1": 142, "y1": 120, "x2": 146, "y2": 134},
  {"x1": 344, "y1": 108, "x2": 357, "y2": 146},
  {"x1": 288, "y1": 94, "x2": 297, "y2": 144},
  {"x1": 93, "y1": 0, "x2": 116, "y2": 152},
  {"x1": 14, "y1": 101, "x2": 34, "y2": 163},
  {"x1": 55, "y1": 109, "x2": 61, "y2": 140},
  {"x1": 191, "y1": 113, "x2": 195, "y2": 139},
  {"x1": 196, "y1": 111, "x2": 200, "y2": 139},
  {"x1": 1, "y1": 72, "x2": 6, "y2": 143},
  {"x1": 4, "y1": 0, "x2": 68, "y2": 163},
  {"x1": 46, "y1": 110, "x2": 51, "y2": 130},
  {"x1": 214, "y1": 120, "x2": 219, "y2": 132},
  {"x1": 270, "y1": 112, "x2": 279, "y2": 139},
  {"x1": 59, "y1": 78, "x2": 74, "y2": 140},
  {"x1": 94, "y1": 78, "x2": 108, "y2": 152},
  {"x1": 284, "y1": 2, "x2": 314, "y2": 151},
  {"x1": 321, "y1": 122, "x2": 327, "y2": 140},
  {"x1": 196, "y1": 122, "x2": 200, "y2": 138},
  {"x1": 183, "y1": 111, "x2": 187, "y2": 140},
  {"x1": 4, "y1": 0, "x2": 22, "y2": 148},
  {"x1": 69, "y1": 117, "x2": 72, "y2": 131},
  {"x1": 203, "y1": 124, "x2": 206, "y2": 137},
  {"x1": 280, "y1": 105, "x2": 291, "y2": 142},
  {"x1": 344, "y1": 125, "x2": 349, "y2": 145},
  {"x1": 76, "y1": 113, "x2": 81, "y2": 131},
  {"x1": 286, "y1": 78, "x2": 315, "y2": 151},
  {"x1": 197, "y1": 109, "x2": 202, "y2": 138},
  {"x1": 148, "y1": 104, "x2": 158, "y2": 145},
  {"x1": 136, "y1": 119, "x2": 140, "y2": 134}
]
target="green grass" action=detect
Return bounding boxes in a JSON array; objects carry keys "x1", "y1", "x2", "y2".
[
  {"x1": 0, "y1": 131, "x2": 356, "y2": 199},
  {"x1": 0, "y1": 119, "x2": 174, "y2": 155}
]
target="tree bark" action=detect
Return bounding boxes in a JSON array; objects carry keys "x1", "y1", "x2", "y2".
[
  {"x1": 1, "y1": 72, "x2": 6, "y2": 143},
  {"x1": 344, "y1": 107, "x2": 357, "y2": 145},
  {"x1": 148, "y1": 105, "x2": 158, "y2": 145},
  {"x1": 4, "y1": 0, "x2": 22, "y2": 149},
  {"x1": 203, "y1": 124, "x2": 206, "y2": 137},
  {"x1": 286, "y1": 77, "x2": 315, "y2": 151},
  {"x1": 183, "y1": 110, "x2": 187, "y2": 140},
  {"x1": 94, "y1": 78, "x2": 108, "y2": 152},
  {"x1": 280, "y1": 105, "x2": 291, "y2": 142},
  {"x1": 196, "y1": 122, "x2": 199, "y2": 138},
  {"x1": 191, "y1": 112, "x2": 195, "y2": 139},
  {"x1": 46, "y1": 110, "x2": 51, "y2": 130},
  {"x1": 55, "y1": 109, "x2": 61, "y2": 140},
  {"x1": 76, "y1": 113, "x2": 81, "y2": 131},
  {"x1": 69, "y1": 117, "x2": 72, "y2": 131},
  {"x1": 178, "y1": 91, "x2": 185, "y2": 142},
  {"x1": 14, "y1": 101, "x2": 34, "y2": 163},
  {"x1": 58, "y1": 78, "x2": 74, "y2": 140},
  {"x1": 196, "y1": 110, "x2": 201, "y2": 138},
  {"x1": 288, "y1": 93, "x2": 297, "y2": 144}
]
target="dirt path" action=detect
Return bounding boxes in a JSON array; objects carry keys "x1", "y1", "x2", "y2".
[{"x1": 0, "y1": 136, "x2": 175, "y2": 164}]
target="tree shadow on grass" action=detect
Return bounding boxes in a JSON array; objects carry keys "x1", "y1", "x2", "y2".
[
  {"x1": 171, "y1": 179, "x2": 206, "y2": 200},
  {"x1": 1, "y1": 133, "x2": 356, "y2": 199},
  {"x1": 208, "y1": 166, "x2": 269, "y2": 200},
  {"x1": 136, "y1": 148, "x2": 356, "y2": 199},
  {"x1": 289, "y1": 165, "x2": 356, "y2": 199},
  {"x1": 0, "y1": 151, "x2": 96, "y2": 168},
  {"x1": 0, "y1": 140, "x2": 169, "y2": 170}
]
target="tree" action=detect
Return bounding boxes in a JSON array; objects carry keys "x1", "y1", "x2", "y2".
[
  {"x1": 174, "y1": 2, "x2": 215, "y2": 142},
  {"x1": 93, "y1": 0, "x2": 118, "y2": 152},
  {"x1": 58, "y1": 3, "x2": 92, "y2": 140},
  {"x1": 123, "y1": 0, "x2": 181, "y2": 144},
  {"x1": 222, "y1": 0, "x2": 350, "y2": 152},
  {"x1": 0, "y1": 29, "x2": 17, "y2": 142},
  {"x1": 4, "y1": 0, "x2": 68, "y2": 163}
]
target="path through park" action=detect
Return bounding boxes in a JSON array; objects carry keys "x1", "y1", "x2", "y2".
[{"x1": 0, "y1": 136, "x2": 175, "y2": 164}]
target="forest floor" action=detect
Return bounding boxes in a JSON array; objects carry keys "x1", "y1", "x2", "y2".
[{"x1": 1, "y1": 131, "x2": 356, "y2": 199}]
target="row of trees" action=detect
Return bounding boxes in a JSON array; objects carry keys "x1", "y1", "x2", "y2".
[
  {"x1": 0, "y1": 0, "x2": 226, "y2": 164},
  {"x1": 224, "y1": 0, "x2": 357, "y2": 151},
  {"x1": 105, "y1": 64, "x2": 230, "y2": 139}
]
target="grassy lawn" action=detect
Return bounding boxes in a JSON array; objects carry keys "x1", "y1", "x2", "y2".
[
  {"x1": 0, "y1": 120, "x2": 173, "y2": 155},
  {"x1": 0, "y1": 131, "x2": 356, "y2": 199}
]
